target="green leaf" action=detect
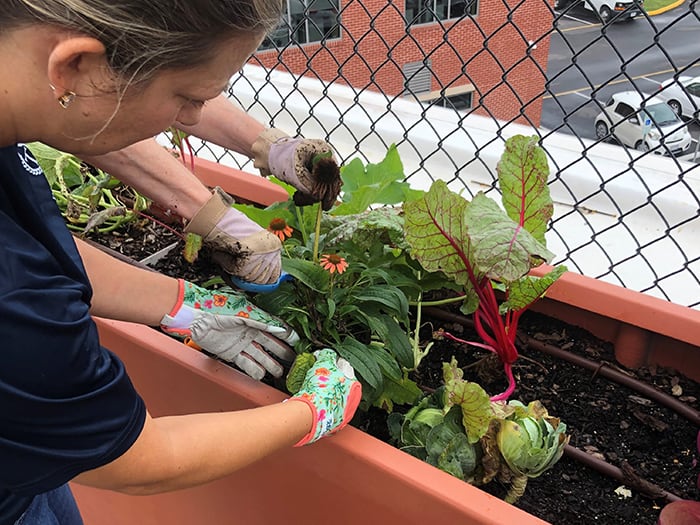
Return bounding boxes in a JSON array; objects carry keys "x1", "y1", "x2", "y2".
[
  {"x1": 367, "y1": 342, "x2": 403, "y2": 381},
  {"x1": 334, "y1": 145, "x2": 423, "y2": 215},
  {"x1": 442, "y1": 358, "x2": 493, "y2": 444},
  {"x1": 404, "y1": 180, "x2": 476, "y2": 289},
  {"x1": 281, "y1": 258, "x2": 330, "y2": 293},
  {"x1": 465, "y1": 193, "x2": 554, "y2": 283},
  {"x1": 183, "y1": 233, "x2": 203, "y2": 263},
  {"x1": 325, "y1": 207, "x2": 407, "y2": 250},
  {"x1": 334, "y1": 337, "x2": 383, "y2": 391},
  {"x1": 364, "y1": 314, "x2": 414, "y2": 369},
  {"x1": 351, "y1": 284, "x2": 409, "y2": 318},
  {"x1": 285, "y1": 352, "x2": 316, "y2": 394},
  {"x1": 373, "y1": 375, "x2": 423, "y2": 412},
  {"x1": 232, "y1": 202, "x2": 295, "y2": 231},
  {"x1": 497, "y1": 135, "x2": 553, "y2": 245},
  {"x1": 501, "y1": 265, "x2": 567, "y2": 312}
]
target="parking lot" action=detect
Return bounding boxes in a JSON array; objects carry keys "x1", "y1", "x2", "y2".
[{"x1": 542, "y1": 4, "x2": 700, "y2": 161}]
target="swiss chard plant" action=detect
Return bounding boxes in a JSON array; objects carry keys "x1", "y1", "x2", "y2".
[{"x1": 404, "y1": 134, "x2": 566, "y2": 401}]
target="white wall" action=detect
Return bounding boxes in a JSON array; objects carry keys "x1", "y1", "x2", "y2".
[{"x1": 192, "y1": 64, "x2": 700, "y2": 307}]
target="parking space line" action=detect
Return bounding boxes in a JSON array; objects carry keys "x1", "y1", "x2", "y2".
[{"x1": 544, "y1": 65, "x2": 700, "y2": 99}]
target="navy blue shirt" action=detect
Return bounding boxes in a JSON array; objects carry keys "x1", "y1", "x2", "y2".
[{"x1": 0, "y1": 144, "x2": 146, "y2": 523}]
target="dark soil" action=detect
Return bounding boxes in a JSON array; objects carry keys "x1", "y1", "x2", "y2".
[{"x1": 88, "y1": 222, "x2": 700, "y2": 525}]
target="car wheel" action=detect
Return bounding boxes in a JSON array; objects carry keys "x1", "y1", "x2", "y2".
[
  {"x1": 668, "y1": 99, "x2": 682, "y2": 117},
  {"x1": 595, "y1": 121, "x2": 609, "y2": 140},
  {"x1": 599, "y1": 6, "x2": 612, "y2": 23}
]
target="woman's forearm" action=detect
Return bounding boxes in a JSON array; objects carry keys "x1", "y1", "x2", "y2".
[
  {"x1": 83, "y1": 139, "x2": 213, "y2": 219},
  {"x1": 74, "y1": 401, "x2": 313, "y2": 495},
  {"x1": 177, "y1": 94, "x2": 266, "y2": 157},
  {"x1": 75, "y1": 237, "x2": 178, "y2": 326}
]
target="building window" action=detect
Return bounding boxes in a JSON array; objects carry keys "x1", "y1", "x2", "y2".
[
  {"x1": 261, "y1": 0, "x2": 340, "y2": 49},
  {"x1": 405, "y1": 0, "x2": 478, "y2": 26},
  {"x1": 417, "y1": 86, "x2": 475, "y2": 112}
]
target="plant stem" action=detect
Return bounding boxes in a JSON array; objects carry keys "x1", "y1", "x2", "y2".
[
  {"x1": 408, "y1": 295, "x2": 465, "y2": 307},
  {"x1": 312, "y1": 202, "x2": 322, "y2": 264}
]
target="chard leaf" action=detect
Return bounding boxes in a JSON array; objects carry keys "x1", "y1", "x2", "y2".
[
  {"x1": 500, "y1": 265, "x2": 567, "y2": 313},
  {"x1": 497, "y1": 135, "x2": 553, "y2": 245},
  {"x1": 404, "y1": 180, "x2": 477, "y2": 288},
  {"x1": 465, "y1": 193, "x2": 553, "y2": 283},
  {"x1": 443, "y1": 358, "x2": 492, "y2": 443},
  {"x1": 334, "y1": 145, "x2": 423, "y2": 215}
]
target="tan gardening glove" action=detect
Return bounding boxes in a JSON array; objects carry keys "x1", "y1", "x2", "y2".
[
  {"x1": 184, "y1": 187, "x2": 281, "y2": 285},
  {"x1": 252, "y1": 128, "x2": 342, "y2": 211}
]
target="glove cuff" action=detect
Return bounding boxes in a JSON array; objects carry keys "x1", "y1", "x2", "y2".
[
  {"x1": 160, "y1": 279, "x2": 195, "y2": 337},
  {"x1": 184, "y1": 187, "x2": 233, "y2": 237},
  {"x1": 251, "y1": 127, "x2": 290, "y2": 176}
]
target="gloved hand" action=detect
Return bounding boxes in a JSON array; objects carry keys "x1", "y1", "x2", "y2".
[
  {"x1": 185, "y1": 187, "x2": 282, "y2": 285},
  {"x1": 160, "y1": 279, "x2": 299, "y2": 380},
  {"x1": 252, "y1": 128, "x2": 342, "y2": 211},
  {"x1": 286, "y1": 349, "x2": 362, "y2": 446}
]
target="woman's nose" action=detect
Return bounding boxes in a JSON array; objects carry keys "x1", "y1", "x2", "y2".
[{"x1": 175, "y1": 105, "x2": 203, "y2": 128}]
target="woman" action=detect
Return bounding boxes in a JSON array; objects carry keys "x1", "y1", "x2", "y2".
[{"x1": 0, "y1": 2, "x2": 360, "y2": 524}]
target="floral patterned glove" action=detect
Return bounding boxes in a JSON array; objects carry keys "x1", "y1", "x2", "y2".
[
  {"x1": 251, "y1": 128, "x2": 342, "y2": 211},
  {"x1": 160, "y1": 280, "x2": 298, "y2": 380},
  {"x1": 287, "y1": 349, "x2": 362, "y2": 446}
]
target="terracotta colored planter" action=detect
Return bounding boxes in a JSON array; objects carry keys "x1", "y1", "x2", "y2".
[{"x1": 70, "y1": 158, "x2": 700, "y2": 524}]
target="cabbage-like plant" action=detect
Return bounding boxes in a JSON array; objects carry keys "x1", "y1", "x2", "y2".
[{"x1": 388, "y1": 357, "x2": 568, "y2": 502}]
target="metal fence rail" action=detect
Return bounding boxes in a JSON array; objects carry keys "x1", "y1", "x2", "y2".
[{"x1": 192, "y1": 0, "x2": 700, "y2": 308}]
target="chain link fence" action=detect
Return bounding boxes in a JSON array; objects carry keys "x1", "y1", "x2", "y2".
[{"x1": 192, "y1": 0, "x2": 700, "y2": 308}]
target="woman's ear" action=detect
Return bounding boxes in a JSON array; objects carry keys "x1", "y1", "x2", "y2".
[{"x1": 47, "y1": 36, "x2": 107, "y2": 98}]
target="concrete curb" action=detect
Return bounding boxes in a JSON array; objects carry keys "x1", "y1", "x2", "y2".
[{"x1": 648, "y1": 0, "x2": 684, "y2": 15}]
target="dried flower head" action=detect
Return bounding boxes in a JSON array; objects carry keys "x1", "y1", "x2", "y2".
[
  {"x1": 268, "y1": 218, "x2": 293, "y2": 241},
  {"x1": 320, "y1": 253, "x2": 348, "y2": 274}
]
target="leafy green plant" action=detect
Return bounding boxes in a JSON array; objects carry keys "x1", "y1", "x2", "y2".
[
  {"x1": 28, "y1": 142, "x2": 150, "y2": 233},
  {"x1": 404, "y1": 135, "x2": 566, "y2": 401},
  {"x1": 236, "y1": 145, "x2": 454, "y2": 411},
  {"x1": 388, "y1": 357, "x2": 569, "y2": 504}
]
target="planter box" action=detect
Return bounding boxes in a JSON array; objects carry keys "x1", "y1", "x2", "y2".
[{"x1": 71, "y1": 158, "x2": 700, "y2": 524}]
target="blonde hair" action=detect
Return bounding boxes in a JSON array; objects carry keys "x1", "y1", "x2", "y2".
[{"x1": 1, "y1": 0, "x2": 283, "y2": 84}]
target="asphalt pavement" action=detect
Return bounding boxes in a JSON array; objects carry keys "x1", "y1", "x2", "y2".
[{"x1": 542, "y1": 2, "x2": 700, "y2": 160}]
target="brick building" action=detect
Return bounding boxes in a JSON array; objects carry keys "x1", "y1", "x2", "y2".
[{"x1": 251, "y1": 0, "x2": 553, "y2": 126}]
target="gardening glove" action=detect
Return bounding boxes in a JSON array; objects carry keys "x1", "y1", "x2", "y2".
[
  {"x1": 251, "y1": 128, "x2": 342, "y2": 211},
  {"x1": 160, "y1": 279, "x2": 299, "y2": 380},
  {"x1": 184, "y1": 187, "x2": 282, "y2": 285},
  {"x1": 286, "y1": 349, "x2": 362, "y2": 446}
]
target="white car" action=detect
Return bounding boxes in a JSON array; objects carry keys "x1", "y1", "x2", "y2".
[
  {"x1": 656, "y1": 76, "x2": 700, "y2": 120},
  {"x1": 594, "y1": 91, "x2": 692, "y2": 156}
]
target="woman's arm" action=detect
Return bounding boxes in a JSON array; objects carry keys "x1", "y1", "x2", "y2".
[
  {"x1": 75, "y1": 237, "x2": 178, "y2": 325},
  {"x1": 81, "y1": 96, "x2": 265, "y2": 219},
  {"x1": 73, "y1": 402, "x2": 313, "y2": 495}
]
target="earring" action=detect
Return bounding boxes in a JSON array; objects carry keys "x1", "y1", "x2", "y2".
[
  {"x1": 49, "y1": 83, "x2": 76, "y2": 109},
  {"x1": 57, "y1": 91, "x2": 76, "y2": 109}
]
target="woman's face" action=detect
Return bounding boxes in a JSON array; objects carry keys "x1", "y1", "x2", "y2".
[{"x1": 58, "y1": 32, "x2": 263, "y2": 155}]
